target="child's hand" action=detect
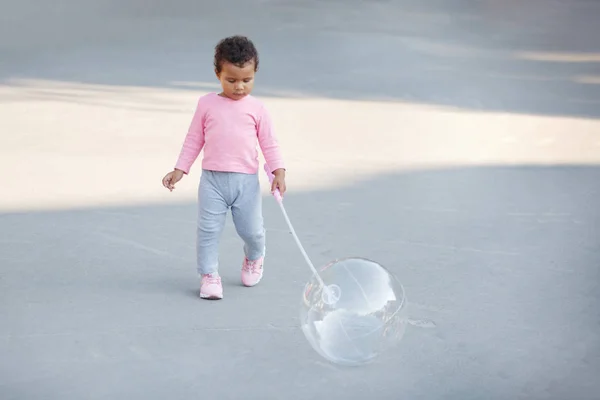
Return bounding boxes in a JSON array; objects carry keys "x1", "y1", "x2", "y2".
[
  {"x1": 271, "y1": 168, "x2": 286, "y2": 196},
  {"x1": 162, "y1": 169, "x2": 184, "y2": 192}
]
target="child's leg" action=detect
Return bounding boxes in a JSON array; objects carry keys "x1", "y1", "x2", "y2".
[
  {"x1": 196, "y1": 170, "x2": 229, "y2": 276},
  {"x1": 230, "y1": 173, "x2": 265, "y2": 261}
]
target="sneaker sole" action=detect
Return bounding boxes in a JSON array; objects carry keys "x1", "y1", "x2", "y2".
[{"x1": 200, "y1": 292, "x2": 223, "y2": 300}]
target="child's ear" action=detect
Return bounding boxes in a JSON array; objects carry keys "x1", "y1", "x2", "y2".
[{"x1": 215, "y1": 69, "x2": 220, "y2": 79}]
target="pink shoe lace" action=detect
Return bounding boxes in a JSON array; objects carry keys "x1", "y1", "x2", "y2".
[
  {"x1": 202, "y1": 274, "x2": 221, "y2": 285},
  {"x1": 243, "y1": 259, "x2": 262, "y2": 273}
]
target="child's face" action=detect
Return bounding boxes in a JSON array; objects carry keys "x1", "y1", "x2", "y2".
[{"x1": 216, "y1": 60, "x2": 256, "y2": 100}]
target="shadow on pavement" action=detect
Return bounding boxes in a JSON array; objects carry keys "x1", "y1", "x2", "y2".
[
  {"x1": 1, "y1": 164, "x2": 599, "y2": 399},
  {"x1": 1, "y1": 0, "x2": 600, "y2": 118}
]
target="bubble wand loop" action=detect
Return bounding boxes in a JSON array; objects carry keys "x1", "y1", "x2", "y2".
[{"x1": 264, "y1": 164, "x2": 337, "y2": 303}]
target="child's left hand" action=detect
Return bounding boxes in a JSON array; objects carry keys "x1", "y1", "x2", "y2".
[{"x1": 271, "y1": 168, "x2": 287, "y2": 196}]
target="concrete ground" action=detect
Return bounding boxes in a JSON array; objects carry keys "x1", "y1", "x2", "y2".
[{"x1": 1, "y1": 0, "x2": 599, "y2": 399}]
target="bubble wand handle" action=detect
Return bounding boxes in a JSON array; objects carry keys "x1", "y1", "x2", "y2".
[{"x1": 263, "y1": 164, "x2": 326, "y2": 289}]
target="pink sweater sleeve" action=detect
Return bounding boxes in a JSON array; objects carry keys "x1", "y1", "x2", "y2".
[
  {"x1": 257, "y1": 105, "x2": 285, "y2": 173},
  {"x1": 174, "y1": 100, "x2": 206, "y2": 174}
]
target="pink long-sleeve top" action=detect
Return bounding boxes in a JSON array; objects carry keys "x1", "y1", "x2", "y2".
[{"x1": 174, "y1": 93, "x2": 285, "y2": 175}]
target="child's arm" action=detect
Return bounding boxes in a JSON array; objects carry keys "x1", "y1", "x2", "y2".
[
  {"x1": 174, "y1": 99, "x2": 207, "y2": 174},
  {"x1": 257, "y1": 105, "x2": 285, "y2": 174},
  {"x1": 257, "y1": 105, "x2": 287, "y2": 195}
]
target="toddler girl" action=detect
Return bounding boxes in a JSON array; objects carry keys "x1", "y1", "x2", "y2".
[{"x1": 161, "y1": 35, "x2": 287, "y2": 300}]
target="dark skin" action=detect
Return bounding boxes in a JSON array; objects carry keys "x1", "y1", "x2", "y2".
[{"x1": 162, "y1": 60, "x2": 286, "y2": 196}]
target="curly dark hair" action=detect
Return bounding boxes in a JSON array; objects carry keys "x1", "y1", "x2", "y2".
[{"x1": 214, "y1": 35, "x2": 259, "y2": 73}]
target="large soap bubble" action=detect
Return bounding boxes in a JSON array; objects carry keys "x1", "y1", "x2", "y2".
[
  {"x1": 300, "y1": 257, "x2": 408, "y2": 366},
  {"x1": 263, "y1": 164, "x2": 407, "y2": 366}
]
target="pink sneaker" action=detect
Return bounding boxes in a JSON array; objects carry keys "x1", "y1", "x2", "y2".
[
  {"x1": 241, "y1": 256, "x2": 264, "y2": 287},
  {"x1": 200, "y1": 274, "x2": 223, "y2": 300}
]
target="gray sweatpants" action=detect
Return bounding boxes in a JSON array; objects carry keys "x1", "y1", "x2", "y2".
[{"x1": 196, "y1": 169, "x2": 265, "y2": 275}]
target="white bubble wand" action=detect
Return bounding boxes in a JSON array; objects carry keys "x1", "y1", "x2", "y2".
[{"x1": 264, "y1": 164, "x2": 340, "y2": 304}]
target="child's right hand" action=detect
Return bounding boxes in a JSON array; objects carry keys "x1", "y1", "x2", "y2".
[{"x1": 162, "y1": 169, "x2": 184, "y2": 192}]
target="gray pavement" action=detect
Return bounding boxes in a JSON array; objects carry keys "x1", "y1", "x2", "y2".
[
  {"x1": 1, "y1": 1, "x2": 600, "y2": 399},
  {"x1": 2, "y1": 0, "x2": 600, "y2": 117}
]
